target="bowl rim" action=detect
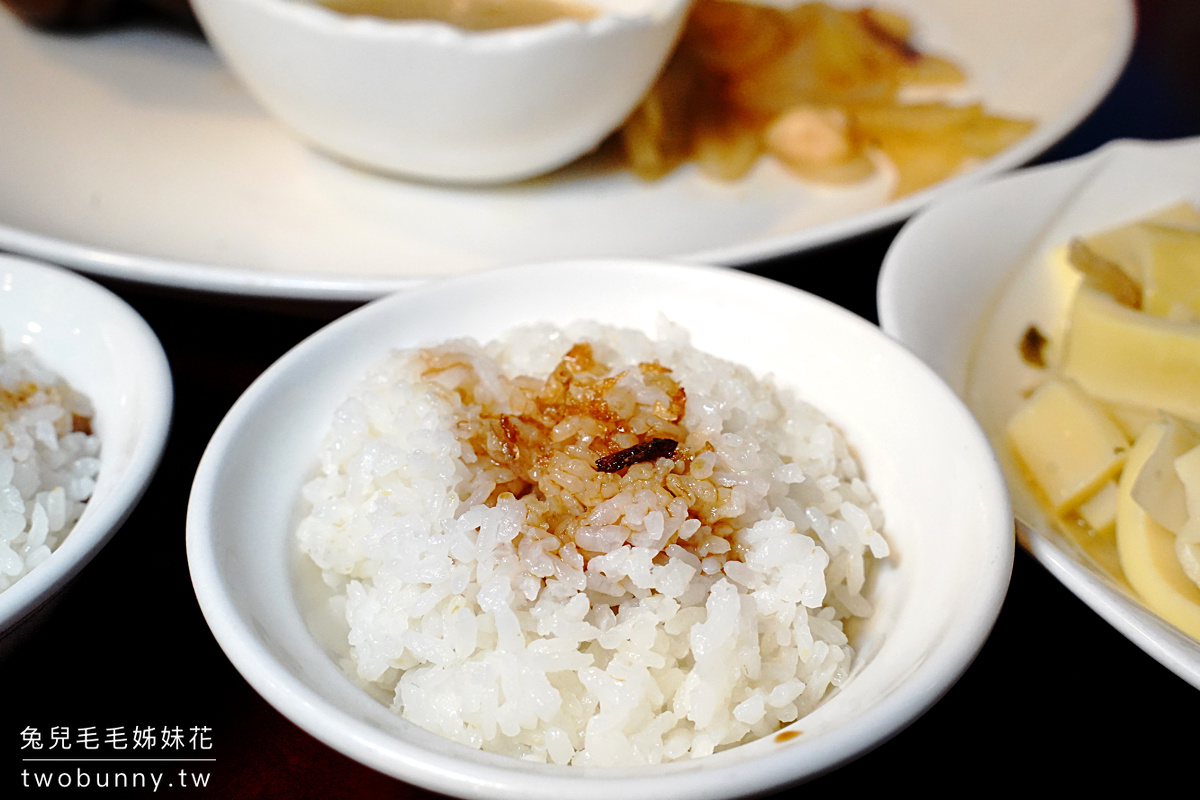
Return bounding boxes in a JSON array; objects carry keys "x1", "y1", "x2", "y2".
[
  {"x1": 0, "y1": 254, "x2": 174, "y2": 640},
  {"x1": 191, "y1": 0, "x2": 693, "y2": 49},
  {"x1": 187, "y1": 258, "x2": 1013, "y2": 799}
]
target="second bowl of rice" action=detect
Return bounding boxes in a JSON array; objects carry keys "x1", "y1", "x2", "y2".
[
  {"x1": 0, "y1": 255, "x2": 172, "y2": 654},
  {"x1": 187, "y1": 259, "x2": 1012, "y2": 799}
]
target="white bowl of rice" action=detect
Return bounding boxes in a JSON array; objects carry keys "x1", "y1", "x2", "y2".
[
  {"x1": 0, "y1": 254, "x2": 172, "y2": 652},
  {"x1": 187, "y1": 259, "x2": 1012, "y2": 798}
]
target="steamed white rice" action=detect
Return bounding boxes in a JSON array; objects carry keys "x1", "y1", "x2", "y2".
[
  {"x1": 297, "y1": 321, "x2": 889, "y2": 765},
  {"x1": 0, "y1": 336, "x2": 100, "y2": 593}
]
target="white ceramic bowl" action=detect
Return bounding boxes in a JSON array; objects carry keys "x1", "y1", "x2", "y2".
[
  {"x1": 190, "y1": 0, "x2": 688, "y2": 184},
  {"x1": 0, "y1": 255, "x2": 172, "y2": 652},
  {"x1": 188, "y1": 259, "x2": 1012, "y2": 799},
  {"x1": 877, "y1": 136, "x2": 1200, "y2": 689}
]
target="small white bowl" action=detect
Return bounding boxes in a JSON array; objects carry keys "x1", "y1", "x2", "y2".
[
  {"x1": 188, "y1": 259, "x2": 1012, "y2": 799},
  {"x1": 0, "y1": 255, "x2": 173, "y2": 652},
  {"x1": 877, "y1": 136, "x2": 1200, "y2": 688},
  {"x1": 191, "y1": 0, "x2": 689, "y2": 184}
]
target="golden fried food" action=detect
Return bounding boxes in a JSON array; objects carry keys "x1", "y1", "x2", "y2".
[{"x1": 617, "y1": 0, "x2": 1034, "y2": 197}]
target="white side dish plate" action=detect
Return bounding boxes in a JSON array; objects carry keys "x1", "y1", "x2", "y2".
[
  {"x1": 878, "y1": 136, "x2": 1200, "y2": 690},
  {"x1": 0, "y1": 0, "x2": 1133, "y2": 300}
]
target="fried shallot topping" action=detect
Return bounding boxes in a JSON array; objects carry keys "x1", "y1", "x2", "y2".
[
  {"x1": 418, "y1": 341, "x2": 746, "y2": 566},
  {"x1": 594, "y1": 438, "x2": 679, "y2": 473},
  {"x1": 0, "y1": 380, "x2": 92, "y2": 435}
]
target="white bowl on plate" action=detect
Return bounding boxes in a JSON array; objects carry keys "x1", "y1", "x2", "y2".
[
  {"x1": 188, "y1": 259, "x2": 1012, "y2": 799},
  {"x1": 0, "y1": 255, "x2": 172, "y2": 652},
  {"x1": 190, "y1": 0, "x2": 688, "y2": 184},
  {"x1": 878, "y1": 136, "x2": 1200, "y2": 689}
]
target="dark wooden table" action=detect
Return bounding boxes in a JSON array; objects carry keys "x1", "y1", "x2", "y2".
[{"x1": 6, "y1": 0, "x2": 1200, "y2": 795}]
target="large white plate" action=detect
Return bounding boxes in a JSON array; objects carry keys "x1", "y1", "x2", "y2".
[
  {"x1": 878, "y1": 136, "x2": 1200, "y2": 690},
  {"x1": 0, "y1": 0, "x2": 1133, "y2": 300}
]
